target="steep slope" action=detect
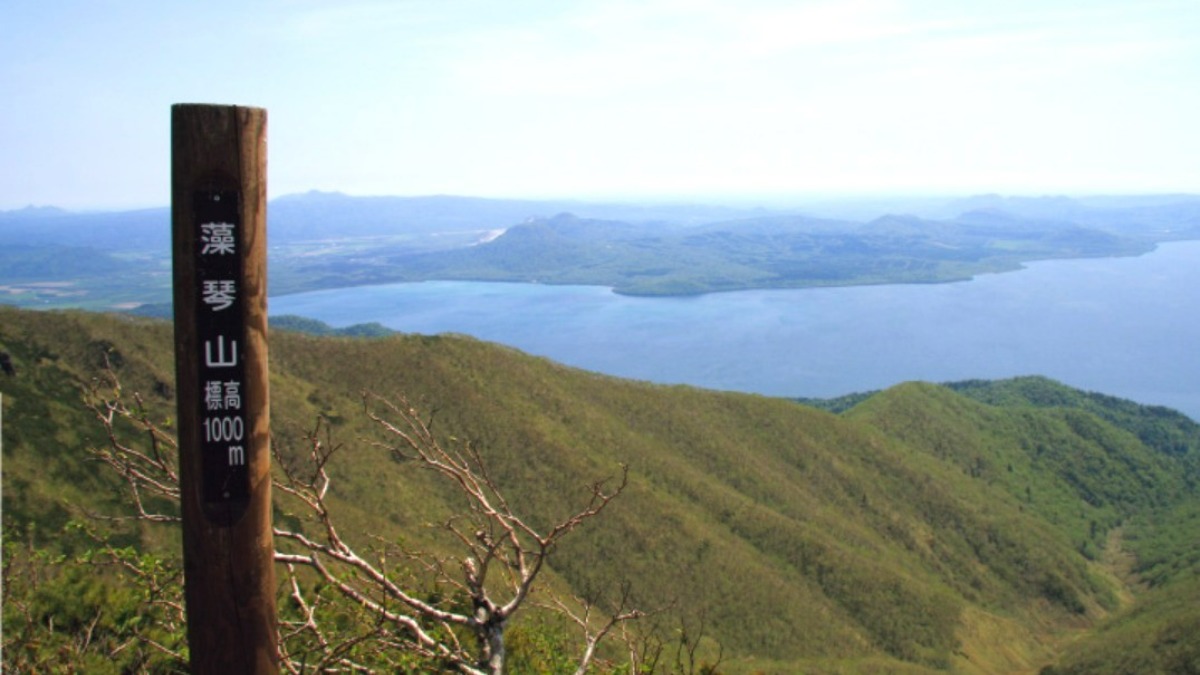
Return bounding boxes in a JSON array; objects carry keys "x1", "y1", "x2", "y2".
[
  {"x1": 3, "y1": 305, "x2": 1197, "y2": 673},
  {"x1": 844, "y1": 380, "x2": 1200, "y2": 674},
  {"x1": 946, "y1": 376, "x2": 1200, "y2": 468},
  {"x1": 845, "y1": 382, "x2": 1188, "y2": 558}
]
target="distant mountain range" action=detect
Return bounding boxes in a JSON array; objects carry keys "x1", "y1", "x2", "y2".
[
  {"x1": 0, "y1": 191, "x2": 773, "y2": 251},
  {"x1": 2, "y1": 192, "x2": 1199, "y2": 307}
]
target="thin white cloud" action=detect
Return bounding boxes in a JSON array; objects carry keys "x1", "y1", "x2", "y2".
[
  {"x1": 1, "y1": 0, "x2": 1197, "y2": 207},
  {"x1": 447, "y1": 0, "x2": 946, "y2": 97}
]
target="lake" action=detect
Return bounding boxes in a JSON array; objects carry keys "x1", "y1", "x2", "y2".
[{"x1": 271, "y1": 241, "x2": 1200, "y2": 420}]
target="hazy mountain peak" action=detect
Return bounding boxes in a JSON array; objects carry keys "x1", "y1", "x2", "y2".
[
  {"x1": 274, "y1": 189, "x2": 351, "y2": 202},
  {"x1": 0, "y1": 204, "x2": 70, "y2": 219}
]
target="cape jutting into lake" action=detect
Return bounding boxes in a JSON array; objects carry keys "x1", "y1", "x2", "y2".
[{"x1": 271, "y1": 241, "x2": 1200, "y2": 420}]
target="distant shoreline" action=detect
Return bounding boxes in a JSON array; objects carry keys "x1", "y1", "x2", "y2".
[{"x1": 269, "y1": 243, "x2": 1164, "y2": 300}]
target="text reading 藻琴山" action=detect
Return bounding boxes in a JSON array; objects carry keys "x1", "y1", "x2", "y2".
[{"x1": 193, "y1": 190, "x2": 249, "y2": 504}]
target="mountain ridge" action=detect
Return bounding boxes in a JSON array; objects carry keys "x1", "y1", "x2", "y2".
[
  {"x1": 2, "y1": 305, "x2": 1197, "y2": 672},
  {"x1": 3, "y1": 192, "x2": 1198, "y2": 307}
]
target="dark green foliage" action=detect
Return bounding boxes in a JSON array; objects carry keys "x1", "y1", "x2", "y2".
[
  {"x1": 270, "y1": 313, "x2": 396, "y2": 337},
  {"x1": 2, "y1": 530, "x2": 189, "y2": 673},
  {"x1": 947, "y1": 376, "x2": 1200, "y2": 460},
  {"x1": 3, "y1": 306, "x2": 1199, "y2": 673},
  {"x1": 859, "y1": 378, "x2": 1200, "y2": 675},
  {"x1": 503, "y1": 616, "x2": 580, "y2": 675},
  {"x1": 1124, "y1": 499, "x2": 1200, "y2": 587},
  {"x1": 845, "y1": 381, "x2": 1191, "y2": 561},
  {"x1": 795, "y1": 390, "x2": 880, "y2": 414},
  {"x1": 1043, "y1": 577, "x2": 1200, "y2": 675}
]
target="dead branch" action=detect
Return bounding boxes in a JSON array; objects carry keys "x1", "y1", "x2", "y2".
[
  {"x1": 537, "y1": 582, "x2": 649, "y2": 675},
  {"x1": 273, "y1": 396, "x2": 635, "y2": 674},
  {"x1": 79, "y1": 364, "x2": 640, "y2": 674},
  {"x1": 82, "y1": 374, "x2": 182, "y2": 523}
]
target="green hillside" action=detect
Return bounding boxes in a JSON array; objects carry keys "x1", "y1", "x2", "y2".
[{"x1": 2, "y1": 305, "x2": 1197, "y2": 673}]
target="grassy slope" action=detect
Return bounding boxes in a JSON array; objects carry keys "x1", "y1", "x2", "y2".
[
  {"x1": 2, "y1": 306, "x2": 1197, "y2": 673},
  {"x1": 847, "y1": 378, "x2": 1200, "y2": 674}
]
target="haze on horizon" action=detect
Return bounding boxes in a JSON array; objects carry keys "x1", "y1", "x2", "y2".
[{"x1": 2, "y1": 0, "x2": 1197, "y2": 211}]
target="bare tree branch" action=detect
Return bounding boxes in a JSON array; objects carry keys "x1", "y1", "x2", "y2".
[
  {"x1": 82, "y1": 373, "x2": 182, "y2": 524},
  {"x1": 537, "y1": 582, "x2": 649, "y2": 675},
  {"x1": 77, "y1": 365, "x2": 642, "y2": 674}
]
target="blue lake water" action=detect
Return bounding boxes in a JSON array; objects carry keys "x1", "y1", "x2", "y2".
[{"x1": 271, "y1": 241, "x2": 1200, "y2": 420}]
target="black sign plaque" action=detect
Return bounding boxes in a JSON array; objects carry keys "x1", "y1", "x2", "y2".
[{"x1": 192, "y1": 189, "x2": 250, "y2": 506}]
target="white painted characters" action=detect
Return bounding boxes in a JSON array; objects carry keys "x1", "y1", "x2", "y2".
[
  {"x1": 201, "y1": 280, "x2": 236, "y2": 311},
  {"x1": 199, "y1": 221, "x2": 236, "y2": 255}
]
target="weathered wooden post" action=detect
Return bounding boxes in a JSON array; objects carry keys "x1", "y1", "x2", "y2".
[{"x1": 171, "y1": 103, "x2": 277, "y2": 673}]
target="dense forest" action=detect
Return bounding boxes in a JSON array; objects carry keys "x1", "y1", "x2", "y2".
[{"x1": 2, "y1": 305, "x2": 1198, "y2": 673}]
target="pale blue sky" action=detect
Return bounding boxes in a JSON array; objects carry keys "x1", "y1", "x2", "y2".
[{"x1": 2, "y1": 0, "x2": 1197, "y2": 210}]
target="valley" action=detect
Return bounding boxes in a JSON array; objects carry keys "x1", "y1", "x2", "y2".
[
  {"x1": 2, "y1": 305, "x2": 1197, "y2": 673},
  {"x1": 3, "y1": 192, "x2": 1199, "y2": 672}
]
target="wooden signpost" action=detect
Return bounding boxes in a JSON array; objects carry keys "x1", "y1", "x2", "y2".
[{"x1": 171, "y1": 103, "x2": 278, "y2": 673}]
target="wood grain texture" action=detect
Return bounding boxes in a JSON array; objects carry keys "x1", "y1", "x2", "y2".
[{"x1": 171, "y1": 103, "x2": 277, "y2": 674}]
